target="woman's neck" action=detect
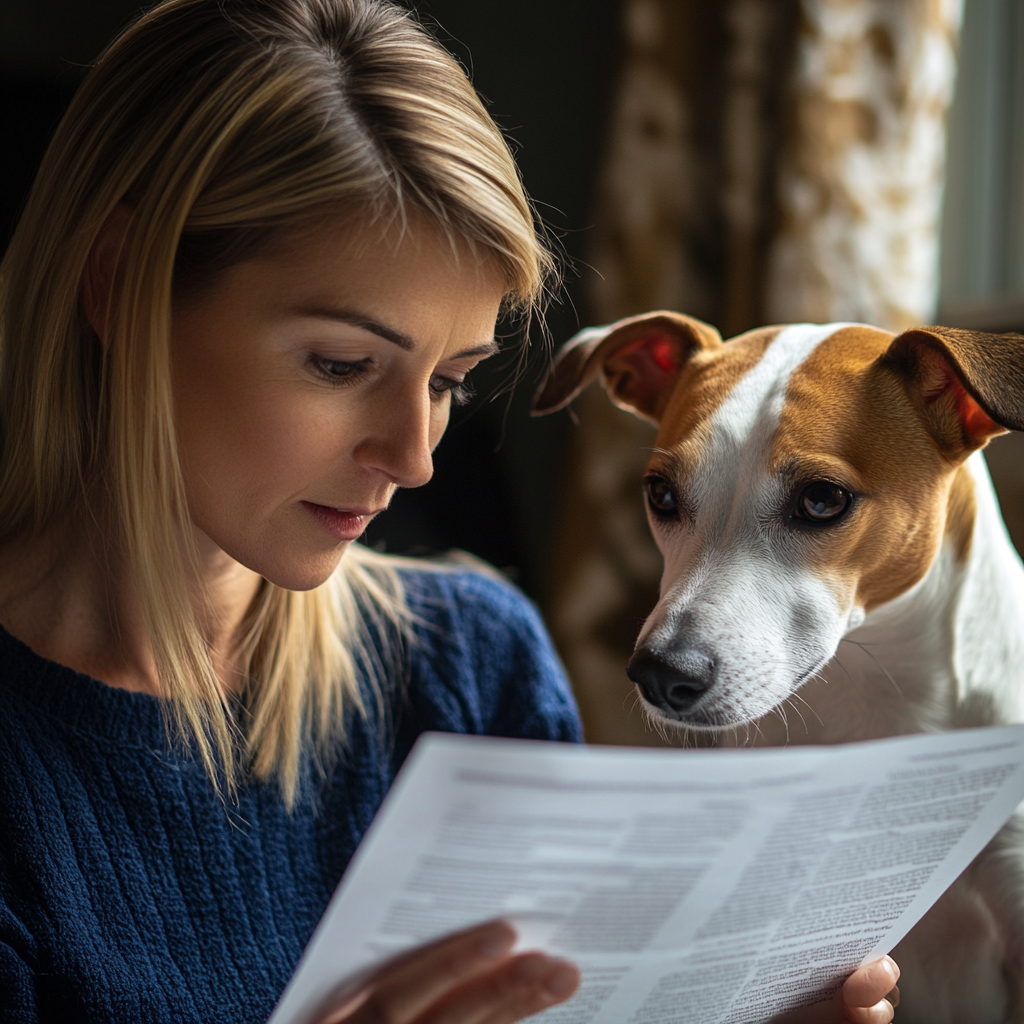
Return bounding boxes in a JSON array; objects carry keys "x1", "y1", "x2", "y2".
[{"x1": 0, "y1": 508, "x2": 261, "y2": 696}]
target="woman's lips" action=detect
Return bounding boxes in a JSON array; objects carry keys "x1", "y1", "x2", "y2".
[{"x1": 301, "y1": 501, "x2": 379, "y2": 541}]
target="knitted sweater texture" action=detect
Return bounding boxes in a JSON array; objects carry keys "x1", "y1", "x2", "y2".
[{"x1": 0, "y1": 569, "x2": 582, "y2": 1023}]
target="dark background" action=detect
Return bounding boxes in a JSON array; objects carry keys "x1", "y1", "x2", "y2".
[{"x1": 0, "y1": 0, "x2": 621, "y2": 601}]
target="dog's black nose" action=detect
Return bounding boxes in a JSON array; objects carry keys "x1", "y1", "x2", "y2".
[{"x1": 627, "y1": 646, "x2": 715, "y2": 713}]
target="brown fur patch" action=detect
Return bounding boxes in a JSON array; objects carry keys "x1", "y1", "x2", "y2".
[
  {"x1": 945, "y1": 464, "x2": 976, "y2": 565},
  {"x1": 651, "y1": 326, "x2": 782, "y2": 469},
  {"x1": 772, "y1": 325, "x2": 966, "y2": 612}
]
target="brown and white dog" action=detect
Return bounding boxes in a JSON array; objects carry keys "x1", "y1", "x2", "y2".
[{"x1": 533, "y1": 314, "x2": 1024, "y2": 1023}]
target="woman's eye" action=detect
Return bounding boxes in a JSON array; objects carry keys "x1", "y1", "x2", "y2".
[
  {"x1": 793, "y1": 481, "x2": 853, "y2": 524},
  {"x1": 429, "y1": 374, "x2": 475, "y2": 407},
  {"x1": 310, "y1": 356, "x2": 371, "y2": 385},
  {"x1": 644, "y1": 475, "x2": 679, "y2": 519}
]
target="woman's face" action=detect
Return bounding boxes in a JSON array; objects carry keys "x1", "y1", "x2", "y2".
[{"x1": 170, "y1": 217, "x2": 505, "y2": 590}]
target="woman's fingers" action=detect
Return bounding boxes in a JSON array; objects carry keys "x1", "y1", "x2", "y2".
[
  {"x1": 418, "y1": 951, "x2": 580, "y2": 1024},
  {"x1": 771, "y1": 957, "x2": 900, "y2": 1024},
  {"x1": 834, "y1": 957, "x2": 899, "y2": 1024},
  {"x1": 773, "y1": 993, "x2": 896, "y2": 1024},
  {"x1": 840, "y1": 957, "x2": 900, "y2": 1009},
  {"x1": 338, "y1": 921, "x2": 518, "y2": 1024},
  {"x1": 329, "y1": 932, "x2": 893, "y2": 1024},
  {"x1": 836, "y1": 997, "x2": 896, "y2": 1024}
]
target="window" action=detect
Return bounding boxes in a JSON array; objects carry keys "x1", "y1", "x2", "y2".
[{"x1": 939, "y1": 0, "x2": 1024, "y2": 329}]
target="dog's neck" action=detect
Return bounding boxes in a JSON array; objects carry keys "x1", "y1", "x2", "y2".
[
  {"x1": 740, "y1": 451, "x2": 1024, "y2": 747},
  {"x1": 948, "y1": 452, "x2": 1024, "y2": 724}
]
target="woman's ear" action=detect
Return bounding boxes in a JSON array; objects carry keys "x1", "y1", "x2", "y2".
[
  {"x1": 82, "y1": 203, "x2": 134, "y2": 344},
  {"x1": 532, "y1": 311, "x2": 722, "y2": 423}
]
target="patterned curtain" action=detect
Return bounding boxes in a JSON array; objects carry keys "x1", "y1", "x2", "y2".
[{"x1": 547, "y1": 0, "x2": 964, "y2": 745}]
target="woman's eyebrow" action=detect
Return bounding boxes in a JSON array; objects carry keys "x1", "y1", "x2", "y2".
[
  {"x1": 290, "y1": 304, "x2": 500, "y2": 360},
  {"x1": 452, "y1": 341, "x2": 500, "y2": 359},
  {"x1": 291, "y1": 304, "x2": 416, "y2": 350}
]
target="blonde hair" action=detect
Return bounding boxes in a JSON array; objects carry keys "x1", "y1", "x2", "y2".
[{"x1": 0, "y1": 0, "x2": 554, "y2": 804}]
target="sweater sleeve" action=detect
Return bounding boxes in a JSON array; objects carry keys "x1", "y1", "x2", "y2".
[{"x1": 397, "y1": 569, "x2": 584, "y2": 748}]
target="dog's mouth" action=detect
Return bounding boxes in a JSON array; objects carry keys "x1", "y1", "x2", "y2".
[
  {"x1": 631, "y1": 676, "x2": 732, "y2": 729},
  {"x1": 641, "y1": 700, "x2": 735, "y2": 731},
  {"x1": 632, "y1": 656, "x2": 830, "y2": 731}
]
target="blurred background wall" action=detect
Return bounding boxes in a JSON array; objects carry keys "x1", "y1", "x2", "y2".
[{"x1": 3, "y1": 0, "x2": 1022, "y2": 744}]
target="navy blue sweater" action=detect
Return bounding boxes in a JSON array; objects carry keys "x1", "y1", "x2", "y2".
[{"x1": 0, "y1": 569, "x2": 582, "y2": 1023}]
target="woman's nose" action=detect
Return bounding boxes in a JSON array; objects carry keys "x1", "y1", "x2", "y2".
[{"x1": 352, "y1": 389, "x2": 436, "y2": 489}]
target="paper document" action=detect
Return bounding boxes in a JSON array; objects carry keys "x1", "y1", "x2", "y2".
[{"x1": 270, "y1": 726, "x2": 1024, "y2": 1024}]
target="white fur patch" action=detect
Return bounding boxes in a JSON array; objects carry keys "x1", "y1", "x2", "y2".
[
  {"x1": 641, "y1": 323, "x2": 859, "y2": 730},
  {"x1": 711, "y1": 322, "x2": 855, "y2": 446}
]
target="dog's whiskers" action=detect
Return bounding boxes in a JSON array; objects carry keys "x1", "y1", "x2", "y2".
[
  {"x1": 782, "y1": 693, "x2": 811, "y2": 736},
  {"x1": 776, "y1": 701, "x2": 791, "y2": 744},
  {"x1": 795, "y1": 686, "x2": 825, "y2": 729},
  {"x1": 840, "y1": 638, "x2": 904, "y2": 698}
]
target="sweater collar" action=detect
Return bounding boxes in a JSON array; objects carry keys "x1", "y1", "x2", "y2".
[{"x1": 0, "y1": 623, "x2": 171, "y2": 748}]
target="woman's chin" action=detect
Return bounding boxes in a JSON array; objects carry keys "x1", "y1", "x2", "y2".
[{"x1": 254, "y1": 545, "x2": 352, "y2": 593}]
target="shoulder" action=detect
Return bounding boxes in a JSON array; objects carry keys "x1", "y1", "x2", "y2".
[
  {"x1": 400, "y1": 559, "x2": 543, "y2": 633},
  {"x1": 391, "y1": 561, "x2": 583, "y2": 745}
]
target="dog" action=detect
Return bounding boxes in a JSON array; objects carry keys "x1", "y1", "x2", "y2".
[{"x1": 532, "y1": 313, "x2": 1024, "y2": 1023}]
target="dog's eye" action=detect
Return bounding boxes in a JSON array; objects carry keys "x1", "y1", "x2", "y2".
[
  {"x1": 794, "y1": 482, "x2": 852, "y2": 524},
  {"x1": 645, "y1": 475, "x2": 678, "y2": 518}
]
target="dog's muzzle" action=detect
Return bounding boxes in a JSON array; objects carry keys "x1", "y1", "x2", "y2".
[{"x1": 627, "y1": 644, "x2": 716, "y2": 714}]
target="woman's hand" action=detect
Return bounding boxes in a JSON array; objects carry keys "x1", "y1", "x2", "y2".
[
  {"x1": 774, "y1": 957, "x2": 900, "y2": 1024},
  {"x1": 317, "y1": 921, "x2": 579, "y2": 1024}
]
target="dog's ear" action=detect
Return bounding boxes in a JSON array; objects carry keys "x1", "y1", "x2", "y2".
[
  {"x1": 882, "y1": 326, "x2": 1024, "y2": 456},
  {"x1": 531, "y1": 311, "x2": 722, "y2": 422}
]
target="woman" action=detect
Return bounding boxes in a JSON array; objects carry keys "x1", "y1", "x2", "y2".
[{"x1": 0, "y1": 0, "x2": 899, "y2": 1021}]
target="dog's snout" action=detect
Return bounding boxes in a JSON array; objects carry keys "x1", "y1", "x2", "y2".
[{"x1": 627, "y1": 646, "x2": 715, "y2": 713}]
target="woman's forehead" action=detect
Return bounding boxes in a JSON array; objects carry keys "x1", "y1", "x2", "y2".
[
  {"x1": 268, "y1": 206, "x2": 501, "y2": 278},
  {"x1": 250, "y1": 215, "x2": 505, "y2": 314},
  {"x1": 174, "y1": 211, "x2": 505, "y2": 359}
]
